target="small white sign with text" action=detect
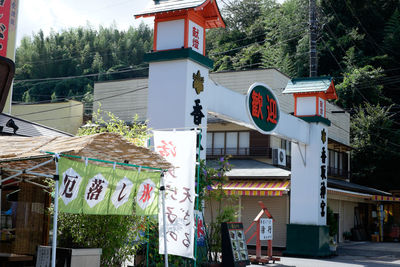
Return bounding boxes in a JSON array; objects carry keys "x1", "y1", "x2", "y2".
[{"x1": 260, "y1": 218, "x2": 273, "y2": 241}]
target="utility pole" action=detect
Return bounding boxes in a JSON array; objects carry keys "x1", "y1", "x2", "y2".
[{"x1": 309, "y1": 0, "x2": 317, "y2": 77}]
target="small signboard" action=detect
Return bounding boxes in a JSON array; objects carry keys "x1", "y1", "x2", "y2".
[
  {"x1": 260, "y1": 218, "x2": 273, "y2": 241},
  {"x1": 221, "y1": 222, "x2": 250, "y2": 267},
  {"x1": 36, "y1": 246, "x2": 51, "y2": 267},
  {"x1": 246, "y1": 83, "x2": 280, "y2": 134}
]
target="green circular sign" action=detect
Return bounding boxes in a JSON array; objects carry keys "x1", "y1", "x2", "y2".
[{"x1": 246, "y1": 83, "x2": 280, "y2": 134}]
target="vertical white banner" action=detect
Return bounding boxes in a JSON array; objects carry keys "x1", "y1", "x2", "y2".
[{"x1": 154, "y1": 130, "x2": 197, "y2": 259}]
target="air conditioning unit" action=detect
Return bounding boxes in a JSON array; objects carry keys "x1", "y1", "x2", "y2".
[{"x1": 272, "y1": 148, "x2": 286, "y2": 166}]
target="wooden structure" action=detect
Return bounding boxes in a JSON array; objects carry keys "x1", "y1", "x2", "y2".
[
  {"x1": 245, "y1": 201, "x2": 280, "y2": 264},
  {"x1": 0, "y1": 133, "x2": 172, "y2": 265}
]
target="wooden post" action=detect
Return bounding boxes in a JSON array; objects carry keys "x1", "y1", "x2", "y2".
[{"x1": 256, "y1": 219, "x2": 261, "y2": 259}]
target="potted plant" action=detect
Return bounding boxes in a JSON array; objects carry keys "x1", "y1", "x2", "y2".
[
  {"x1": 329, "y1": 237, "x2": 337, "y2": 252},
  {"x1": 327, "y1": 207, "x2": 338, "y2": 253}
]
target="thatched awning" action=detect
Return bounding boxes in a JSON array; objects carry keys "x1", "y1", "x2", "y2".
[{"x1": 0, "y1": 132, "x2": 172, "y2": 170}]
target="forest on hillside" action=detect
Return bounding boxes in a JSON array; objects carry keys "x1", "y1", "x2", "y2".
[{"x1": 12, "y1": 0, "x2": 400, "y2": 190}]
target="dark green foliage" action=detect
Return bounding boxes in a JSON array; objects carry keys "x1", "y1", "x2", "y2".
[
  {"x1": 207, "y1": 0, "x2": 309, "y2": 75},
  {"x1": 327, "y1": 207, "x2": 338, "y2": 237},
  {"x1": 199, "y1": 157, "x2": 237, "y2": 263},
  {"x1": 57, "y1": 214, "x2": 143, "y2": 267},
  {"x1": 350, "y1": 103, "x2": 400, "y2": 190},
  {"x1": 335, "y1": 65, "x2": 389, "y2": 108},
  {"x1": 136, "y1": 218, "x2": 197, "y2": 267}
]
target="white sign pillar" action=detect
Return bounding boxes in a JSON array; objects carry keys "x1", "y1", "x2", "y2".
[
  {"x1": 136, "y1": 0, "x2": 226, "y2": 261},
  {"x1": 283, "y1": 77, "x2": 337, "y2": 257},
  {"x1": 147, "y1": 59, "x2": 209, "y2": 157},
  {"x1": 290, "y1": 123, "x2": 328, "y2": 225}
]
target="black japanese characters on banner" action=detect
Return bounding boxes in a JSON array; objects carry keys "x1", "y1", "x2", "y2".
[
  {"x1": 191, "y1": 71, "x2": 205, "y2": 160},
  {"x1": 321, "y1": 128, "x2": 327, "y2": 144},
  {"x1": 320, "y1": 200, "x2": 326, "y2": 217},
  {"x1": 320, "y1": 182, "x2": 326, "y2": 199},
  {"x1": 190, "y1": 99, "x2": 205, "y2": 125},
  {"x1": 321, "y1": 147, "x2": 327, "y2": 164},
  {"x1": 320, "y1": 128, "x2": 327, "y2": 217}
]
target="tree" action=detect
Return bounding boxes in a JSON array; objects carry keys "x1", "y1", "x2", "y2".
[
  {"x1": 335, "y1": 65, "x2": 389, "y2": 109},
  {"x1": 57, "y1": 109, "x2": 150, "y2": 267},
  {"x1": 14, "y1": 23, "x2": 153, "y2": 103},
  {"x1": 350, "y1": 103, "x2": 400, "y2": 190},
  {"x1": 206, "y1": 0, "x2": 310, "y2": 76}
]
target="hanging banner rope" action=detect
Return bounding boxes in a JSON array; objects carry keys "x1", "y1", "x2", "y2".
[{"x1": 58, "y1": 157, "x2": 160, "y2": 216}]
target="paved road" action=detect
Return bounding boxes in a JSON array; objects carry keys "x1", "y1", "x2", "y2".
[
  {"x1": 248, "y1": 242, "x2": 400, "y2": 267},
  {"x1": 247, "y1": 255, "x2": 400, "y2": 267}
]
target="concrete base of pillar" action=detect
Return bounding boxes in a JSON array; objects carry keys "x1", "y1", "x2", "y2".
[{"x1": 285, "y1": 224, "x2": 332, "y2": 257}]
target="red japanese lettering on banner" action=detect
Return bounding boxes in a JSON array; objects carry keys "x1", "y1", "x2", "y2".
[
  {"x1": 197, "y1": 217, "x2": 205, "y2": 238},
  {"x1": 0, "y1": 0, "x2": 11, "y2": 57},
  {"x1": 251, "y1": 91, "x2": 263, "y2": 119},
  {"x1": 157, "y1": 140, "x2": 177, "y2": 158},
  {"x1": 319, "y1": 100, "x2": 324, "y2": 116},
  {"x1": 139, "y1": 183, "x2": 153, "y2": 203},
  {"x1": 266, "y1": 95, "x2": 277, "y2": 124},
  {"x1": 192, "y1": 26, "x2": 199, "y2": 49}
]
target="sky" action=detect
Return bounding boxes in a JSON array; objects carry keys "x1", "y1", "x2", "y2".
[
  {"x1": 16, "y1": 0, "x2": 286, "y2": 47},
  {"x1": 16, "y1": 0, "x2": 154, "y2": 46}
]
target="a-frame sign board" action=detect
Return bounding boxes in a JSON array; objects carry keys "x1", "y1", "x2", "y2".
[{"x1": 244, "y1": 201, "x2": 280, "y2": 264}]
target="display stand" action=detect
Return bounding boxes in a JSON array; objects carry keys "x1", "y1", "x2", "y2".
[{"x1": 221, "y1": 222, "x2": 249, "y2": 267}]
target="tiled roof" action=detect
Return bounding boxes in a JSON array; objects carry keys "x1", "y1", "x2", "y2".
[
  {"x1": 207, "y1": 159, "x2": 290, "y2": 178},
  {"x1": 135, "y1": 0, "x2": 206, "y2": 16},
  {"x1": 282, "y1": 76, "x2": 333, "y2": 94},
  {"x1": 328, "y1": 178, "x2": 391, "y2": 196},
  {"x1": 0, "y1": 132, "x2": 172, "y2": 170}
]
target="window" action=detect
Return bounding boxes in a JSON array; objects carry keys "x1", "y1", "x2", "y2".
[
  {"x1": 207, "y1": 131, "x2": 250, "y2": 156},
  {"x1": 328, "y1": 149, "x2": 349, "y2": 178},
  {"x1": 226, "y1": 132, "x2": 238, "y2": 155},
  {"x1": 238, "y1": 132, "x2": 250, "y2": 155}
]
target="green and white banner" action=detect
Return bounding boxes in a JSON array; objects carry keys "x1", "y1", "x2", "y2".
[{"x1": 58, "y1": 157, "x2": 160, "y2": 216}]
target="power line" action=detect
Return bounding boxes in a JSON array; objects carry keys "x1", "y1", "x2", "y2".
[
  {"x1": 14, "y1": 66, "x2": 149, "y2": 83},
  {"x1": 342, "y1": 0, "x2": 400, "y2": 60},
  {"x1": 209, "y1": 30, "x2": 308, "y2": 57},
  {"x1": 13, "y1": 30, "x2": 307, "y2": 86},
  {"x1": 13, "y1": 86, "x2": 148, "y2": 117}
]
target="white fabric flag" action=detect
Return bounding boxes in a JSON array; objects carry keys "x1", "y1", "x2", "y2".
[{"x1": 154, "y1": 130, "x2": 197, "y2": 259}]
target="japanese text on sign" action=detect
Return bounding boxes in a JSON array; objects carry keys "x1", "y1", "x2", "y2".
[
  {"x1": 154, "y1": 131, "x2": 197, "y2": 259},
  {"x1": 260, "y1": 218, "x2": 273, "y2": 240},
  {"x1": 320, "y1": 128, "x2": 327, "y2": 218},
  {"x1": 192, "y1": 26, "x2": 199, "y2": 49},
  {"x1": 247, "y1": 83, "x2": 280, "y2": 133}
]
